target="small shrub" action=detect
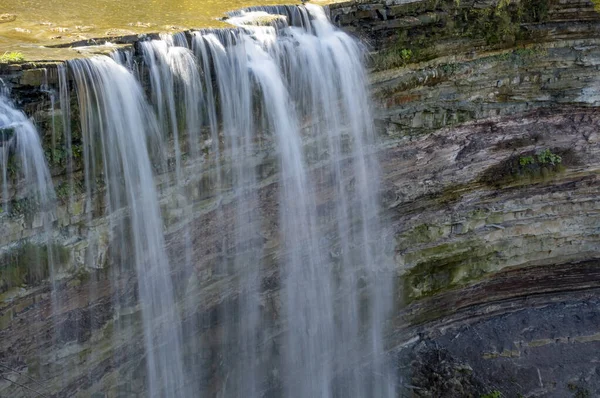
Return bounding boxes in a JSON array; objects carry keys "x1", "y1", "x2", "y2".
[
  {"x1": 519, "y1": 155, "x2": 535, "y2": 166},
  {"x1": 480, "y1": 148, "x2": 570, "y2": 187},
  {"x1": 0, "y1": 51, "x2": 25, "y2": 63},
  {"x1": 400, "y1": 49, "x2": 413, "y2": 63},
  {"x1": 537, "y1": 148, "x2": 562, "y2": 166}
]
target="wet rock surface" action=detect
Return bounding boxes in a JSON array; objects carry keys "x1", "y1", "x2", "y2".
[{"x1": 0, "y1": 0, "x2": 599, "y2": 396}]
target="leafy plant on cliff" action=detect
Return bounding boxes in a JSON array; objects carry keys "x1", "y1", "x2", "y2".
[
  {"x1": 465, "y1": 2, "x2": 520, "y2": 45},
  {"x1": 0, "y1": 51, "x2": 25, "y2": 63},
  {"x1": 537, "y1": 148, "x2": 562, "y2": 166},
  {"x1": 481, "y1": 148, "x2": 570, "y2": 187},
  {"x1": 400, "y1": 49, "x2": 413, "y2": 62},
  {"x1": 519, "y1": 155, "x2": 535, "y2": 166},
  {"x1": 518, "y1": 149, "x2": 561, "y2": 168}
]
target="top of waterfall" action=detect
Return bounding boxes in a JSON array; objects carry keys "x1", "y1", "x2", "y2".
[{"x1": 0, "y1": 0, "x2": 352, "y2": 63}]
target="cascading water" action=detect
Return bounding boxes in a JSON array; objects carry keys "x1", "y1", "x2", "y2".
[
  {"x1": 68, "y1": 57, "x2": 188, "y2": 398},
  {"x1": 0, "y1": 97, "x2": 55, "y2": 219},
  {"x1": 0, "y1": 97, "x2": 57, "y2": 292},
  {"x1": 0, "y1": 5, "x2": 394, "y2": 398},
  {"x1": 0, "y1": 96, "x2": 61, "y2": 395}
]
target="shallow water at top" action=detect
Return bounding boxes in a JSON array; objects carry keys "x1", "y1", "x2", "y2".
[{"x1": 0, "y1": 0, "x2": 300, "y2": 52}]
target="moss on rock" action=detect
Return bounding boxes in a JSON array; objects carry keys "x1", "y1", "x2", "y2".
[
  {"x1": 479, "y1": 148, "x2": 574, "y2": 188},
  {"x1": 401, "y1": 240, "x2": 496, "y2": 303},
  {"x1": 371, "y1": 0, "x2": 553, "y2": 71},
  {"x1": 0, "y1": 242, "x2": 70, "y2": 293}
]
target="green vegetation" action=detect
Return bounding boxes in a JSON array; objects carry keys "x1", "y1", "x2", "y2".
[
  {"x1": 9, "y1": 197, "x2": 40, "y2": 220},
  {"x1": 401, "y1": 238, "x2": 493, "y2": 304},
  {"x1": 45, "y1": 147, "x2": 68, "y2": 166},
  {"x1": 0, "y1": 51, "x2": 25, "y2": 63},
  {"x1": 400, "y1": 49, "x2": 413, "y2": 63},
  {"x1": 373, "y1": 48, "x2": 413, "y2": 70},
  {"x1": 592, "y1": 0, "x2": 600, "y2": 12},
  {"x1": 465, "y1": 0, "x2": 550, "y2": 45},
  {"x1": 481, "y1": 148, "x2": 568, "y2": 187},
  {"x1": 55, "y1": 180, "x2": 84, "y2": 202},
  {"x1": 481, "y1": 392, "x2": 502, "y2": 398},
  {"x1": 0, "y1": 126, "x2": 15, "y2": 139},
  {"x1": 537, "y1": 148, "x2": 562, "y2": 166},
  {"x1": 519, "y1": 155, "x2": 535, "y2": 166},
  {"x1": 371, "y1": 0, "x2": 552, "y2": 71},
  {"x1": 0, "y1": 242, "x2": 70, "y2": 293},
  {"x1": 5, "y1": 152, "x2": 19, "y2": 178},
  {"x1": 518, "y1": 149, "x2": 562, "y2": 168},
  {"x1": 73, "y1": 266, "x2": 91, "y2": 284}
]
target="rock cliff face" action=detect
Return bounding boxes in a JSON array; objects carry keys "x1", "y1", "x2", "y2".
[
  {"x1": 0, "y1": 1, "x2": 599, "y2": 397},
  {"x1": 329, "y1": 0, "x2": 600, "y2": 395}
]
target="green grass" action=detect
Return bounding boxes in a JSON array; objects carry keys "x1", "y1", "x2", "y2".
[{"x1": 0, "y1": 51, "x2": 25, "y2": 63}]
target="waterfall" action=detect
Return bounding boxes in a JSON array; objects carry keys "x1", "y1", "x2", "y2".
[
  {"x1": 0, "y1": 96, "x2": 61, "y2": 392},
  {"x1": 0, "y1": 4, "x2": 394, "y2": 397},
  {"x1": 0, "y1": 95, "x2": 57, "y2": 279},
  {"x1": 69, "y1": 57, "x2": 188, "y2": 398},
  {"x1": 0, "y1": 96, "x2": 55, "y2": 216}
]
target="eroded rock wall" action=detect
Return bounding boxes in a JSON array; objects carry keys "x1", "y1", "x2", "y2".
[
  {"x1": 0, "y1": 0, "x2": 599, "y2": 396},
  {"x1": 329, "y1": 0, "x2": 600, "y2": 396}
]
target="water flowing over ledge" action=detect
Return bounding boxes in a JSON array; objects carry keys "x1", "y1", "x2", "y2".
[{"x1": 0, "y1": 4, "x2": 395, "y2": 397}]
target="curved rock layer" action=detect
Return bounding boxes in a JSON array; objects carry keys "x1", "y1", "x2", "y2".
[
  {"x1": 0, "y1": 0, "x2": 599, "y2": 397},
  {"x1": 332, "y1": 0, "x2": 600, "y2": 395}
]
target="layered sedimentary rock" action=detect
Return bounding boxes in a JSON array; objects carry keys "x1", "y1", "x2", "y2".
[
  {"x1": 0, "y1": 0, "x2": 599, "y2": 397},
  {"x1": 328, "y1": 0, "x2": 600, "y2": 396}
]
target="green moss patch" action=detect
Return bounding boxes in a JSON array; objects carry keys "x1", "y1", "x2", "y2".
[
  {"x1": 479, "y1": 148, "x2": 574, "y2": 188},
  {"x1": 397, "y1": 223, "x2": 446, "y2": 251},
  {"x1": 401, "y1": 240, "x2": 496, "y2": 303},
  {"x1": 371, "y1": 0, "x2": 552, "y2": 71},
  {"x1": 0, "y1": 242, "x2": 70, "y2": 293}
]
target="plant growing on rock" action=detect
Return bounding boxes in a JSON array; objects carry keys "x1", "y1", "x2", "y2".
[
  {"x1": 518, "y1": 149, "x2": 562, "y2": 168},
  {"x1": 519, "y1": 155, "x2": 535, "y2": 166},
  {"x1": 481, "y1": 148, "x2": 568, "y2": 187},
  {"x1": 0, "y1": 51, "x2": 25, "y2": 63},
  {"x1": 400, "y1": 49, "x2": 413, "y2": 63},
  {"x1": 537, "y1": 148, "x2": 562, "y2": 166},
  {"x1": 373, "y1": 47, "x2": 414, "y2": 70}
]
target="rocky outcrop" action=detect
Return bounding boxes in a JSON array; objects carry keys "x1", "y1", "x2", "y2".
[
  {"x1": 335, "y1": 0, "x2": 600, "y2": 395},
  {"x1": 382, "y1": 108, "x2": 600, "y2": 396},
  {"x1": 0, "y1": 0, "x2": 599, "y2": 397}
]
